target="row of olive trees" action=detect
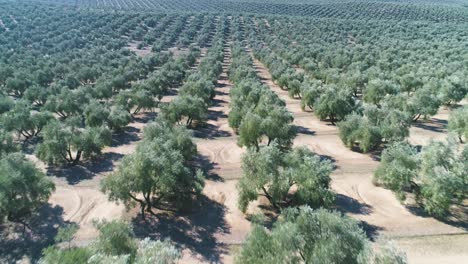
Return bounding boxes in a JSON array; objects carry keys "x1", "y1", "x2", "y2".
[
  {"x1": 228, "y1": 18, "x2": 335, "y2": 214},
  {"x1": 232, "y1": 18, "x2": 408, "y2": 263},
  {"x1": 250, "y1": 16, "x2": 468, "y2": 153},
  {"x1": 40, "y1": 220, "x2": 179, "y2": 264},
  {"x1": 374, "y1": 136, "x2": 467, "y2": 217},
  {"x1": 227, "y1": 41, "x2": 296, "y2": 150},
  {"x1": 160, "y1": 22, "x2": 227, "y2": 128},
  {"x1": 101, "y1": 22, "x2": 228, "y2": 219}
]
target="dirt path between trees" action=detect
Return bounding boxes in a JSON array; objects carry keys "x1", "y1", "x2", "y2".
[{"x1": 178, "y1": 38, "x2": 252, "y2": 263}]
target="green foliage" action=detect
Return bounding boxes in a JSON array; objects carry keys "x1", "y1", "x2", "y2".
[
  {"x1": 0, "y1": 94, "x2": 14, "y2": 114},
  {"x1": 372, "y1": 240, "x2": 408, "y2": 264},
  {"x1": 374, "y1": 142, "x2": 419, "y2": 201},
  {"x1": 41, "y1": 221, "x2": 180, "y2": 264},
  {"x1": 238, "y1": 144, "x2": 334, "y2": 212},
  {"x1": 0, "y1": 130, "x2": 17, "y2": 158},
  {"x1": 237, "y1": 112, "x2": 264, "y2": 150},
  {"x1": 84, "y1": 100, "x2": 110, "y2": 127},
  {"x1": 102, "y1": 118, "x2": 204, "y2": 217},
  {"x1": 375, "y1": 138, "x2": 467, "y2": 218},
  {"x1": 363, "y1": 79, "x2": 398, "y2": 105},
  {"x1": 108, "y1": 105, "x2": 132, "y2": 132},
  {"x1": 448, "y1": 106, "x2": 468, "y2": 143},
  {"x1": 92, "y1": 220, "x2": 138, "y2": 259},
  {"x1": 134, "y1": 238, "x2": 180, "y2": 264},
  {"x1": 438, "y1": 74, "x2": 467, "y2": 105},
  {"x1": 161, "y1": 95, "x2": 207, "y2": 128},
  {"x1": 36, "y1": 120, "x2": 112, "y2": 165},
  {"x1": 236, "y1": 207, "x2": 369, "y2": 264},
  {"x1": 43, "y1": 87, "x2": 90, "y2": 119},
  {"x1": 417, "y1": 138, "x2": 466, "y2": 217},
  {"x1": 40, "y1": 246, "x2": 91, "y2": 264},
  {"x1": 338, "y1": 105, "x2": 411, "y2": 152},
  {"x1": 314, "y1": 85, "x2": 355, "y2": 124},
  {"x1": 0, "y1": 153, "x2": 55, "y2": 225},
  {"x1": 300, "y1": 78, "x2": 322, "y2": 111},
  {"x1": 1, "y1": 100, "x2": 54, "y2": 140},
  {"x1": 55, "y1": 223, "x2": 79, "y2": 249}
]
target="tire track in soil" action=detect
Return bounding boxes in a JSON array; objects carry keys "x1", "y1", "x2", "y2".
[{"x1": 180, "y1": 34, "x2": 253, "y2": 263}]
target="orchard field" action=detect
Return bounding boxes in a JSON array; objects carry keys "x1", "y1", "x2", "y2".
[{"x1": 0, "y1": 0, "x2": 467, "y2": 263}]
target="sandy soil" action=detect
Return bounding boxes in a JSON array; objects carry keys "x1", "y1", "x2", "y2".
[
  {"x1": 127, "y1": 41, "x2": 152, "y2": 57},
  {"x1": 178, "y1": 39, "x2": 252, "y2": 263},
  {"x1": 395, "y1": 234, "x2": 468, "y2": 264}
]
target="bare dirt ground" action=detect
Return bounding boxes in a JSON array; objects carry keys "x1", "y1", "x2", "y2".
[
  {"x1": 249, "y1": 54, "x2": 467, "y2": 263},
  {"x1": 127, "y1": 41, "x2": 152, "y2": 57},
  {"x1": 173, "y1": 41, "x2": 251, "y2": 263},
  {"x1": 395, "y1": 234, "x2": 468, "y2": 264}
]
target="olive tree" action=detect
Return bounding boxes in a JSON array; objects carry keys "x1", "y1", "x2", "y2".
[
  {"x1": 101, "y1": 119, "x2": 204, "y2": 218},
  {"x1": 0, "y1": 130, "x2": 17, "y2": 158},
  {"x1": 374, "y1": 142, "x2": 419, "y2": 201},
  {"x1": 41, "y1": 220, "x2": 179, "y2": 264},
  {"x1": 160, "y1": 95, "x2": 207, "y2": 128},
  {"x1": 438, "y1": 74, "x2": 467, "y2": 106},
  {"x1": 236, "y1": 207, "x2": 369, "y2": 264},
  {"x1": 338, "y1": 105, "x2": 411, "y2": 152},
  {"x1": 238, "y1": 144, "x2": 334, "y2": 212},
  {"x1": 363, "y1": 79, "x2": 398, "y2": 105},
  {"x1": 299, "y1": 79, "x2": 323, "y2": 111},
  {"x1": 0, "y1": 94, "x2": 14, "y2": 114},
  {"x1": 375, "y1": 138, "x2": 467, "y2": 218},
  {"x1": 36, "y1": 119, "x2": 112, "y2": 165},
  {"x1": 2, "y1": 100, "x2": 54, "y2": 140},
  {"x1": 417, "y1": 138, "x2": 467, "y2": 217},
  {"x1": 108, "y1": 105, "x2": 132, "y2": 132},
  {"x1": 448, "y1": 106, "x2": 467, "y2": 143},
  {"x1": 43, "y1": 87, "x2": 90, "y2": 119},
  {"x1": 91, "y1": 220, "x2": 138, "y2": 259},
  {"x1": 0, "y1": 153, "x2": 55, "y2": 228},
  {"x1": 314, "y1": 85, "x2": 355, "y2": 125}
]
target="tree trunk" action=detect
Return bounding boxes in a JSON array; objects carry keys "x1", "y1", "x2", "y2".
[
  {"x1": 262, "y1": 186, "x2": 279, "y2": 210},
  {"x1": 72, "y1": 150, "x2": 82, "y2": 165}
]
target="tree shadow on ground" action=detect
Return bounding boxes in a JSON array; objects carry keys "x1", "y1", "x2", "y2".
[
  {"x1": 0, "y1": 204, "x2": 71, "y2": 263},
  {"x1": 295, "y1": 125, "x2": 316, "y2": 136},
  {"x1": 47, "y1": 152, "x2": 124, "y2": 185},
  {"x1": 406, "y1": 204, "x2": 468, "y2": 231},
  {"x1": 207, "y1": 109, "x2": 228, "y2": 121},
  {"x1": 193, "y1": 153, "x2": 224, "y2": 182},
  {"x1": 359, "y1": 221, "x2": 384, "y2": 242},
  {"x1": 20, "y1": 137, "x2": 41, "y2": 155},
  {"x1": 192, "y1": 123, "x2": 232, "y2": 139},
  {"x1": 413, "y1": 118, "x2": 447, "y2": 133},
  {"x1": 111, "y1": 126, "x2": 141, "y2": 147},
  {"x1": 335, "y1": 194, "x2": 373, "y2": 215},
  {"x1": 132, "y1": 111, "x2": 157, "y2": 124},
  {"x1": 132, "y1": 195, "x2": 229, "y2": 263}
]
